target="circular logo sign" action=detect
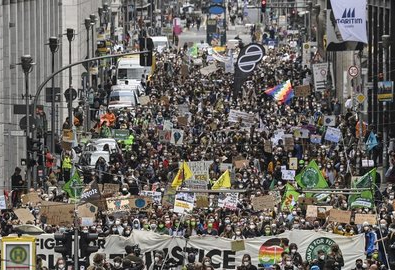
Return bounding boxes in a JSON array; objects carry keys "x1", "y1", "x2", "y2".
[
  {"x1": 258, "y1": 238, "x2": 285, "y2": 267},
  {"x1": 348, "y1": 65, "x2": 359, "y2": 77},
  {"x1": 10, "y1": 246, "x2": 27, "y2": 264},
  {"x1": 237, "y1": 44, "x2": 265, "y2": 73},
  {"x1": 135, "y1": 198, "x2": 146, "y2": 208},
  {"x1": 305, "y1": 237, "x2": 339, "y2": 262},
  {"x1": 301, "y1": 168, "x2": 319, "y2": 188}
]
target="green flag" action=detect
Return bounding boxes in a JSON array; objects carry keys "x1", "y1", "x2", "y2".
[
  {"x1": 63, "y1": 170, "x2": 83, "y2": 198},
  {"x1": 348, "y1": 168, "x2": 376, "y2": 209},
  {"x1": 281, "y1": 184, "x2": 300, "y2": 210},
  {"x1": 295, "y1": 160, "x2": 328, "y2": 189}
]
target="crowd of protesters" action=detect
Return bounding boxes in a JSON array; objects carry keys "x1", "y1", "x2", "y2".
[{"x1": 5, "y1": 15, "x2": 395, "y2": 270}]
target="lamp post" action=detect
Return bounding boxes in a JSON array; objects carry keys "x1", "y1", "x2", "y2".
[
  {"x1": 66, "y1": 29, "x2": 76, "y2": 129},
  {"x1": 313, "y1": 4, "x2": 320, "y2": 43},
  {"x1": 84, "y1": 18, "x2": 92, "y2": 133},
  {"x1": 98, "y1": 7, "x2": 103, "y2": 25},
  {"x1": 90, "y1": 14, "x2": 97, "y2": 90},
  {"x1": 306, "y1": 1, "x2": 312, "y2": 42},
  {"x1": 47, "y1": 37, "x2": 60, "y2": 154},
  {"x1": 382, "y1": 34, "x2": 390, "y2": 182},
  {"x1": 20, "y1": 55, "x2": 34, "y2": 188}
]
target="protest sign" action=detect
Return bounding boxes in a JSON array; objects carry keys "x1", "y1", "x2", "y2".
[
  {"x1": 196, "y1": 196, "x2": 209, "y2": 208},
  {"x1": 77, "y1": 203, "x2": 98, "y2": 219},
  {"x1": 228, "y1": 110, "x2": 256, "y2": 128},
  {"x1": 289, "y1": 158, "x2": 298, "y2": 170},
  {"x1": 328, "y1": 209, "x2": 351, "y2": 224},
  {"x1": 170, "y1": 129, "x2": 184, "y2": 145},
  {"x1": 200, "y1": 64, "x2": 218, "y2": 76},
  {"x1": 21, "y1": 192, "x2": 42, "y2": 205},
  {"x1": 41, "y1": 203, "x2": 74, "y2": 225},
  {"x1": 139, "y1": 96, "x2": 150, "y2": 106},
  {"x1": 294, "y1": 85, "x2": 311, "y2": 97},
  {"x1": 174, "y1": 192, "x2": 195, "y2": 213},
  {"x1": 14, "y1": 208, "x2": 35, "y2": 224},
  {"x1": 218, "y1": 193, "x2": 238, "y2": 210},
  {"x1": 306, "y1": 205, "x2": 332, "y2": 218},
  {"x1": 177, "y1": 116, "x2": 188, "y2": 126},
  {"x1": 0, "y1": 195, "x2": 7, "y2": 209},
  {"x1": 281, "y1": 170, "x2": 295, "y2": 181},
  {"x1": 101, "y1": 183, "x2": 120, "y2": 195},
  {"x1": 139, "y1": 191, "x2": 162, "y2": 205},
  {"x1": 298, "y1": 197, "x2": 317, "y2": 205},
  {"x1": 310, "y1": 134, "x2": 322, "y2": 144},
  {"x1": 252, "y1": 195, "x2": 276, "y2": 211},
  {"x1": 129, "y1": 196, "x2": 153, "y2": 211},
  {"x1": 324, "y1": 127, "x2": 342, "y2": 143},
  {"x1": 354, "y1": 214, "x2": 377, "y2": 225},
  {"x1": 158, "y1": 130, "x2": 171, "y2": 143},
  {"x1": 160, "y1": 96, "x2": 170, "y2": 106},
  {"x1": 113, "y1": 129, "x2": 130, "y2": 141},
  {"x1": 184, "y1": 161, "x2": 212, "y2": 182},
  {"x1": 234, "y1": 159, "x2": 248, "y2": 169},
  {"x1": 283, "y1": 135, "x2": 294, "y2": 151},
  {"x1": 81, "y1": 217, "x2": 94, "y2": 226},
  {"x1": 106, "y1": 197, "x2": 131, "y2": 213},
  {"x1": 264, "y1": 141, "x2": 272, "y2": 153},
  {"x1": 293, "y1": 128, "x2": 309, "y2": 139},
  {"x1": 62, "y1": 129, "x2": 73, "y2": 141}
]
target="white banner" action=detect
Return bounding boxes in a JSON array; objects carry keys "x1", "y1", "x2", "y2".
[
  {"x1": 312, "y1": 63, "x2": 335, "y2": 92},
  {"x1": 330, "y1": 0, "x2": 367, "y2": 44},
  {"x1": 30, "y1": 230, "x2": 364, "y2": 269}
]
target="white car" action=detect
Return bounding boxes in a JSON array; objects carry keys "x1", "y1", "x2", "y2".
[
  {"x1": 108, "y1": 89, "x2": 140, "y2": 110},
  {"x1": 78, "y1": 150, "x2": 110, "y2": 169}
]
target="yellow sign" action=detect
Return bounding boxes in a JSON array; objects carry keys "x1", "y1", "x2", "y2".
[
  {"x1": 2, "y1": 235, "x2": 36, "y2": 270},
  {"x1": 356, "y1": 94, "x2": 366, "y2": 104}
]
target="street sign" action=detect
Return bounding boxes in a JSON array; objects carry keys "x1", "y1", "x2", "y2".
[
  {"x1": 64, "y1": 87, "x2": 78, "y2": 102},
  {"x1": 13, "y1": 104, "x2": 34, "y2": 115},
  {"x1": 10, "y1": 130, "x2": 25, "y2": 136},
  {"x1": 356, "y1": 94, "x2": 366, "y2": 104},
  {"x1": 1, "y1": 235, "x2": 36, "y2": 270},
  {"x1": 45, "y1": 87, "x2": 61, "y2": 103},
  {"x1": 348, "y1": 65, "x2": 359, "y2": 77}
]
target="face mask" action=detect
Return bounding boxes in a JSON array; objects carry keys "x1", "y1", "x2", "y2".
[
  {"x1": 381, "y1": 224, "x2": 387, "y2": 228},
  {"x1": 123, "y1": 222, "x2": 128, "y2": 227},
  {"x1": 191, "y1": 222, "x2": 196, "y2": 226},
  {"x1": 292, "y1": 211, "x2": 297, "y2": 215},
  {"x1": 82, "y1": 230, "x2": 88, "y2": 233},
  {"x1": 286, "y1": 261, "x2": 292, "y2": 266},
  {"x1": 134, "y1": 224, "x2": 139, "y2": 228},
  {"x1": 115, "y1": 220, "x2": 121, "y2": 225},
  {"x1": 154, "y1": 257, "x2": 160, "y2": 263},
  {"x1": 150, "y1": 224, "x2": 157, "y2": 230},
  {"x1": 291, "y1": 249, "x2": 296, "y2": 253},
  {"x1": 159, "y1": 224, "x2": 164, "y2": 228},
  {"x1": 112, "y1": 228, "x2": 117, "y2": 232},
  {"x1": 108, "y1": 221, "x2": 114, "y2": 225},
  {"x1": 250, "y1": 225, "x2": 256, "y2": 229},
  {"x1": 319, "y1": 255, "x2": 325, "y2": 260},
  {"x1": 243, "y1": 261, "x2": 250, "y2": 266},
  {"x1": 125, "y1": 230, "x2": 131, "y2": 235},
  {"x1": 225, "y1": 219, "x2": 230, "y2": 224},
  {"x1": 204, "y1": 262, "x2": 211, "y2": 266},
  {"x1": 58, "y1": 264, "x2": 65, "y2": 269},
  {"x1": 207, "y1": 223, "x2": 213, "y2": 228},
  {"x1": 114, "y1": 262, "x2": 121, "y2": 268},
  {"x1": 364, "y1": 226, "x2": 369, "y2": 231},
  {"x1": 144, "y1": 224, "x2": 149, "y2": 229},
  {"x1": 209, "y1": 218, "x2": 214, "y2": 222},
  {"x1": 265, "y1": 229, "x2": 271, "y2": 234},
  {"x1": 236, "y1": 231, "x2": 241, "y2": 235}
]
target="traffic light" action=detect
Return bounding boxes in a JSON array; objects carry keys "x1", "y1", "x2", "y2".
[
  {"x1": 261, "y1": 0, "x2": 266, "y2": 13},
  {"x1": 139, "y1": 37, "x2": 154, "y2": 66},
  {"x1": 27, "y1": 138, "x2": 42, "y2": 152},
  {"x1": 54, "y1": 233, "x2": 73, "y2": 259},
  {"x1": 79, "y1": 233, "x2": 99, "y2": 259}
]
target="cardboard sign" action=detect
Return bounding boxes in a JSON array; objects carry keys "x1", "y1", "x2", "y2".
[
  {"x1": 328, "y1": 209, "x2": 351, "y2": 224},
  {"x1": 354, "y1": 214, "x2": 377, "y2": 225},
  {"x1": 200, "y1": 64, "x2": 218, "y2": 76},
  {"x1": 21, "y1": 192, "x2": 42, "y2": 205},
  {"x1": 101, "y1": 183, "x2": 120, "y2": 195},
  {"x1": 317, "y1": 207, "x2": 329, "y2": 219},
  {"x1": 217, "y1": 193, "x2": 238, "y2": 210},
  {"x1": 283, "y1": 135, "x2": 294, "y2": 151},
  {"x1": 289, "y1": 158, "x2": 298, "y2": 170},
  {"x1": 294, "y1": 85, "x2": 311, "y2": 97},
  {"x1": 129, "y1": 196, "x2": 153, "y2": 211},
  {"x1": 252, "y1": 195, "x2": 276, "y2": 211},
  {"x1": 293, "y1": 128, "x2": 309, "y2": 139},
  {"x1": 306, "y1": 205, "x2": 332, "y2": 218},
  {"x1": 158, "y1": 130, "x2": 171, "y2": 143},
  {"x1": 106, "y1": 197, "x2": 131, "y2": 212},
  {"x1": 41, "y1": 203, "x2": 74, "y2": 225},
  {"x1": 81, "y1": 217, "x2": 94, "y2": 226},
  {"x1": 77, "y1": 203, "x2": 98, "y2": 219},
  {"x1": 234, "y1": 159, "x2": 248, "y2": 169},
  {"x1": 181, "y1": 64, "x2": 189, "y2": 79},
  {"x1": 160, "y1": 96, "x2": 170, "y2": 106},
  {"x1": 264, "y1": 141, "x2": 272, "y2": 153},
  {"x1": 231, "y1": 240, "x2": 245, "y2": 252},
  {"x1": 139, "y1": 191, "x2": 162, "y2": 205},
  {"x1": 139, "y1": 96, "x2": 150, "y2": 106},
  {"x1": 14, "y1": 208, "x2": 35, "y2": 224}
]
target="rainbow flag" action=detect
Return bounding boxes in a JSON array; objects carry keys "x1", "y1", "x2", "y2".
[{"x1": 264, "y1": 80, "x2": 294, "y2": 104}]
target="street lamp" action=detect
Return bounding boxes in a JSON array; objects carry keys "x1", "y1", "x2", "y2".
[
  {"x1": 306, "y1": 1, "x2": 312, "y2": 42},
  {"x1": 66, "y1": 29, "x2": 76, "y2": 129},
  {"x1": 47, "y1": 37, "x2": 59, "y2": 154},
  {"x1": 382, "y1": 34, "x2": 390, "y2": 182},
  {"x1": 84, "y1": 18, "x2": 92, "y2": 133},
  {"x1": 90, "y1": 14, "x2": 97, "y2": 90},
  {"x1": 20, "y1": 55, "x2": 34, "y2": 188},
  {"x1": 98, "y1": 7, "x2": 103, "y2": 25}
]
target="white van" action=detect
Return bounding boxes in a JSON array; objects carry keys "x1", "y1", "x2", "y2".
[
  {"x1": 151, "y1": 36, "x2": 170, "y2": 53},
  {"x1": 116, "y1": 56, "x2": 151, "y2": 86},
  {"x1": 108, "y1": 85, "x2": 140, "y2": 109}
]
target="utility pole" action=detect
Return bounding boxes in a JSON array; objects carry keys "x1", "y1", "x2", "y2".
[
  {"x1": 382, "y1": 34, "x2": 390, "y2": 183},
  {"x1": 84, "y1": 18, "x2": 92, "y2": 133},
  {"x1": 66, "y1": 29, "x2": 76, "y2": 130},
  {"x1": 20, "y1": 55, "x2": 34, "y2": 189}
]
